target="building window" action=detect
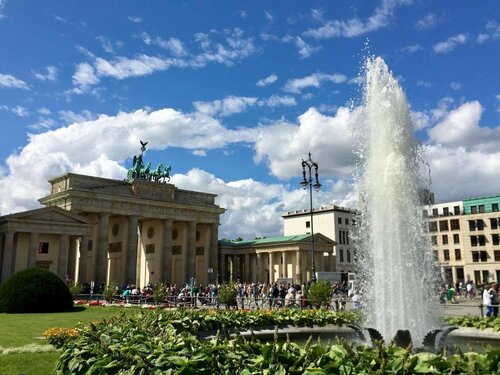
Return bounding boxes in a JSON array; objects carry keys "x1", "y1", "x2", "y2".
[
  {"x1": 493, "y1": 203, "x2": 499, "y2": 212},
  {"x1": 471, "y1": 236, "x2": 478, "y2": 247},
  {"x1": 478, "y1": 235, "x2": 486, "y2": 246},
  {"x1": 491, "y1": 218, "x2": 498, "y2": 230},
  {"x1": 195, "y1": 246, "x2": 204, "y2": 255},
  {"x1": 450, "y1": 219, "x2": 460, "y2": 230},
  {"x1": 494, "y1": 250, "x2": 500, "y2": 262},
  {"x1": 443, "y1": 207, "x2": 449, "y2": 216},
  {"x1": 432, "y1": 208, "x2": 438, "y2": 217},
  {"x1": 172, "y1": 245, "x2": 182, "y2": 255},
  {"x1": 471, "y1": 206, "x2": 478, "y2": 214},
  {"x1": 443, "y1": 249, "x2": 450, "y2": 261},
  {"x1": 38, "y1": 242, "x2": 49, "y2": 254},
  {"x1": 454, "y1": 249, "x2": 461, "y2": 261},
  {"x1": 433, "y1": 250, "x2": 439, "y2": 261},
  {"x1": 305, "y1": 221, "x2": 310, "y2": 228},
  {"x1": 431, "y1": 236, "x2": 437, "y2": 245},
  {"x1": 492, "y1": 234, "x2": 499, "y2": 246},
  {"x1": 472, "y1": 251, "x2": 479, "y2": 262},
  {"x1": 479, "y1": 205, "x2": 485, "y2": 213},
  {"x1": 469, "y1": 220, "x2": 476, "y2": 231},
  {"x1": 453, "y1": 234, "x2": 460, "y2": 244},
  {"x1": 339, "y1": 249, "x2": 344, "y2": 262},
  {"x1": 454, "y1": 206, "x2": 460, "y2": 215},
  {"x1": 346, "y1": 231, "x2": 350, "y2": 245},
  {"x1": 345, "y1": 218, "x2": 349, "y2": 225},
  {"x1": 442, "y1": 235, "x2": 448, "y2": 245},
  {"x1": 477, "y1": 219, "x2": 484, "y2": 231},
  {"x1": 429, "y1": 221, "x2": 438, "y2": 232},
  {"x1": 338, "y1": 217, "x2": 342, "y2": 224},
  {"x1": 347, "y1": 250, "x2": 351, "y2": 263},
  {"x1": 352, "y1": 219, "x2": 356, "y2": 226},
  {"x1": 480, "y1": 251, "x2": 488, "y2": 262},
  {"x1": 439, "y1": 220, "x2": 449, "y2": 231}
]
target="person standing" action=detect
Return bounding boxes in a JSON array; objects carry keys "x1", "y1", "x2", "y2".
[
  {"x1": 488, "y1": 283, "x2": 499, "y2": 317},
  {"x1": 483, "y1": 286, "x2": 492, "y2": 317}
]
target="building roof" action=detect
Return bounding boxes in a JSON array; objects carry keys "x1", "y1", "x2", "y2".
[
  {"x1": 282, "y1": 205, "x2": 357, "y2": 218},
  {"x1": 219, "y1": 233, "x2": 334, "y2": 247}
]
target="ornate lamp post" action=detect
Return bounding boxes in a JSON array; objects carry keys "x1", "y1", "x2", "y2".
[{"x1": 300, "y1": 152, "x2": 321, "y2": 282}]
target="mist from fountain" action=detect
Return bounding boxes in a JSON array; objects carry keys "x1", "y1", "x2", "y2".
[{"x1": 354, "y1": 57, "x2": 439, "y2": 344}]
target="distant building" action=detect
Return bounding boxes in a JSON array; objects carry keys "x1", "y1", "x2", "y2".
[
  {"x1": 425, "y1": 195, "x2": 500, "y2": 286},
  {"x1": 282, "y1": 205, "x2": 358, "y2": 276}
]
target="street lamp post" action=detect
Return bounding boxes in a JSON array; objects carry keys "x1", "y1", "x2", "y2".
[{"x1": 300, "y1": 152, "x2": 321, "y2": 282}]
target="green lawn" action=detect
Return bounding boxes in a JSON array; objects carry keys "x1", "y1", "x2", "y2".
[{"x1": 0, "y1": 305, "x2": 140, "y2": 375}]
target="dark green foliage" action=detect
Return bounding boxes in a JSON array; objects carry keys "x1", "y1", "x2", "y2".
[
  {"x1": 218, "y1": 282, "x2": 238, "y2": 306},
  {"x1": 0, "y1": 268, "x2": 73, "y2": 313},
  {"x1": 308, "y1": 281, "x2": 332, "y2": 307}
]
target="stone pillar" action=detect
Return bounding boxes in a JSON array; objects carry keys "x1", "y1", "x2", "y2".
[
  {"x1": 329, "y1": 249, "x2": 335, "y2": 272},
  {"x1": 208, "y1": 223, "x2": 219, "y2": 285},
  {"x1": 27, "y1": 232, "x2": 39, "y2": 269},
  {"x1": 57, "y1": 234, "x2": 70, "y2": 280},
  {"x1": 256, "y1": 253, "x2": 262, "y2": 283},
  {"x1": 162, "y1": 219, "x2": 173, "y2": 283},
  {"x1": 67, "y1": 236, "x2": 78, "y2": 282},
  {"x1": 1, "y1": 231, "x2": 15, "y2": 283},
  {"x1": 95, "y1": 213, "x2": 110, "y2": 284},
  {"x1": 78, "y1": 236, "x2": 89, "y2": 283},
  {"x1": 219, "y1": 253, "x2": 226, "y2": 283},
  {"x1": 244, "y1": 253, "x2": 250, "y2": 282},
  {"x1": 268, "y1": 252, "x2": 274, "y2": 283},
  {"x1": 232, "y1": 254, "x2": 237, "y2": 281},
  {"x1": 186, "y1": 221, "x2": 197, "y2": 284},
  {"x1": 282, "y1": 251, "x2": 287, "y2": 278},
  {"x1": 125, "y1": 215, "x2": 138, "y2": 285},
  {"x1": 295, "y1": 250, "x2": 301, "y2": 284}
]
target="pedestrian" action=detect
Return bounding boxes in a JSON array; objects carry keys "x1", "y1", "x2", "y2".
[
  {"x1": 488, "y1": 283, "x2": 499, "y2": 317},
  {"x1": 483, "y1": 286, "x2": 492, "y2": 317}
]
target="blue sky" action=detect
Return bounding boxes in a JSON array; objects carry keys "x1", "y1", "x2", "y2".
[{"x1": 0, "y1": 0, "x2": 499, "y2": 239}]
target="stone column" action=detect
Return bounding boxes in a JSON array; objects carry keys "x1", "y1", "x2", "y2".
[
  {"x1": 268, "y1": 252, "x2": 274, "y2": 283},
  {"x1": 282, "y1": 251, "x2": 287, "y2": 279},
  {"x1": 78, "y1": 236, "x2": 89, "y2": 283},
  {"x1": 329, "y1": 249, "x2": 335, "y2": 272},
  {"x1": 27, "y1": 232, "x2": 39, "y2": 269},
  {"x1": 125, "y1": 215, "x2": 138, "y2": 285},
  {"x1": 1, "y1": 231, "x2": 15, "y2": 283},
  {"x1": 57, "y1": 234, "x2": 70, "y2": 280},
  {"x1": 186, "y1": 221, "x2": 197, "y2": 284},
  {"x1": 244, "y1": 253, "x2": 250, "y2": 282},
  {"x1": 162, "y1": 219, "x2": 173, "y2": 283},
  {"x1": 95, "y1": 213, "x2": 110, "y2": 284},
  {"x1": 256, "y1": 253, "x2": 262, "y2": 283},
  {"x1": 208, "y1": 223, "x2": 219, "y2": 285},
  {"x1": 295, "y1": 250, "x2": 301, "y2": 284},
  {"x1": 219, "y1": 253, "x2": 226, "y2": 283},
  {"x1": 232, "y1": 254, "x2": 237, "y2": 281}
]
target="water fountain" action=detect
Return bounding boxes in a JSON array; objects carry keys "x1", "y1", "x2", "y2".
[{"x1": 354, "y1": 56, "x2": 439, "y2": 346}]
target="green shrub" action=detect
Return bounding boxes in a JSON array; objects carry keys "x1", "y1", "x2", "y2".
[
  {"x1": 218, "y1": 282, "x2": 238, "y2": 306},
  {"x1": 308, "y1": 281, "x2": 332, "y2": 307},
  {"x1": 0, "y1": 268, "x2": 74, "y2": 313},
  {"x1": 102, "y1": 282, "x2": 117, "y2": 303},
  {"x1": 152, "y1": 283, "x2": 167, "y2": 305}
]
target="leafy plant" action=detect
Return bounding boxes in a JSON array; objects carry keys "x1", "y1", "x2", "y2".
[
  {"x1": 218, "y1": 282, "x2": 238, "y2": 307},
  {"x1": 307, "y1": 281, "x2": 332, "y2": 308},
  {"x1": 152, "y1": 283, "x2": 167, "y2": 305},
  {"x1": 68, "y1": 282, "x2": 83, "y2": 298},
  {"x1": 43, "y1": 327, "x2": 78, "y2": 348},
  {"x1": 102, "y1": 282, "x2": 117, "y2": 303}
]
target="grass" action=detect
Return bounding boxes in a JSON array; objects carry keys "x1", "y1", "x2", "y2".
[{"x1": 0, "y1": 305, "x2": 140, "y2": 375}]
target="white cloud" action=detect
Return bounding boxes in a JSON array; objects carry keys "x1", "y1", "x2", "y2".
[
  {"x1": 0, "y1": 73, "x2": 29, "y2": 89},
  {"x1": 450, "y1": 82, "x2": 461, "y2": 90},
  {"x1": 37, "y1": 107, "x2": 51, "y2": 116},
  {"x1": 0, "y1": 0, "x2": 5, "y2": 19},
  {"x1": 476, "y1": 21, "x2": 500, "y2": 43},
  {"x1": 72, "y1": 63, "x2": 100, "y2": 93},
  {"x1": 415, "y1": 13, "x2": 438, "y2": 30},
  {"x1": 11, "y1": 105, "x2": 29, "y2": 117},
  {"x1": 402, "y1": 44, "x2": 422, "y2": 53},
  {"x1": 192, "y1": 150, "x2": 207, "y2": 157},
  {"x1": 54, "y1": 15, "x2": 67, "y2": 23},
  {"x1": 128, "y1": 16, "x2": 142, "y2": 23},
  {"x1": 256, "y1": 73, "x2": 278, "y2": 87},
  {"x1": 140, "y1": 32, "x2": 188, "y2": 57},
  {"x1": 263, "y1": 95, "x2": 296, "y2": 107},
  {"x1": 284, "y1": 72, "x2": 348, "y2": 94},
  {"x1": 94, "y1": 55, "x2": 171, "y2": 79},
  {"x1": 295, "y1": 36, "x2": 321, "y2": 59},
  {"x1": 193, "y1": 95, "x2": 296, "y2": 117},
  {"x1": 476, "y1": 33, "x2": 489, "y2": 43},
  {"x1": 264, "y1": 10, "x2": 273, "y2": 23},
  {"x1": 96, "y1": 36, "x2": 123, "y2": 54},
  {"x1": 303, "y1": 0, "x2": 409, "y2": 39},
  {"x1": 33, "y1": 66, "x2": 57, "y2": 81},
  {"x1": 417, "y1": 80, "x2": 432, "y2": 87},
  {"x1": 433, "y1": 33, "x2": 468, "y2": 54}
]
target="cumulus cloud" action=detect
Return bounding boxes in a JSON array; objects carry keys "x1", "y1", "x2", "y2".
[
  {"x1": 450, "y1": 82, "x2": 461, "y2": 90},
  {"x1": 415, "y1": 13, "x2": 438, "y2": 30},
  {"x1": 476, "y1": 21, "x2": 500, "y2": 43},
  {"x1": 96, "y1": 36, "x2": 123, "y2": 54},
  {"x1": 1, "y1": 104, "x2": 29, "y2": 117},
  {"x1": 0, "y1": 73, "x2": 29, "y2": 89},
  {"x1": 72, "y1": 28, "x2": 256, "y2": 93},
  {"x1": 193, "y1": 95, "x2": 296, "y2": 117},
  {"x1": 295, "y1": 36, "x2": 321, "y2": 59},
  {"x1": 256, "y1": 73, "x2": 278, "y2": 87},
  {"x1": 128, "y1": 16, "x2": 142, "y2": 23},
  {"x1": 284, "y1": 72, "x2": 348, "y2": 94},
  {"x1": 433, "y1": 33, "x2": 468, "y2": 54},
  {"x1": 33, "y1": 66, "x2": 57, "y2": 81},
  {"x1": 303, "y1": 0, "x2": 409, "y2": 39}
]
